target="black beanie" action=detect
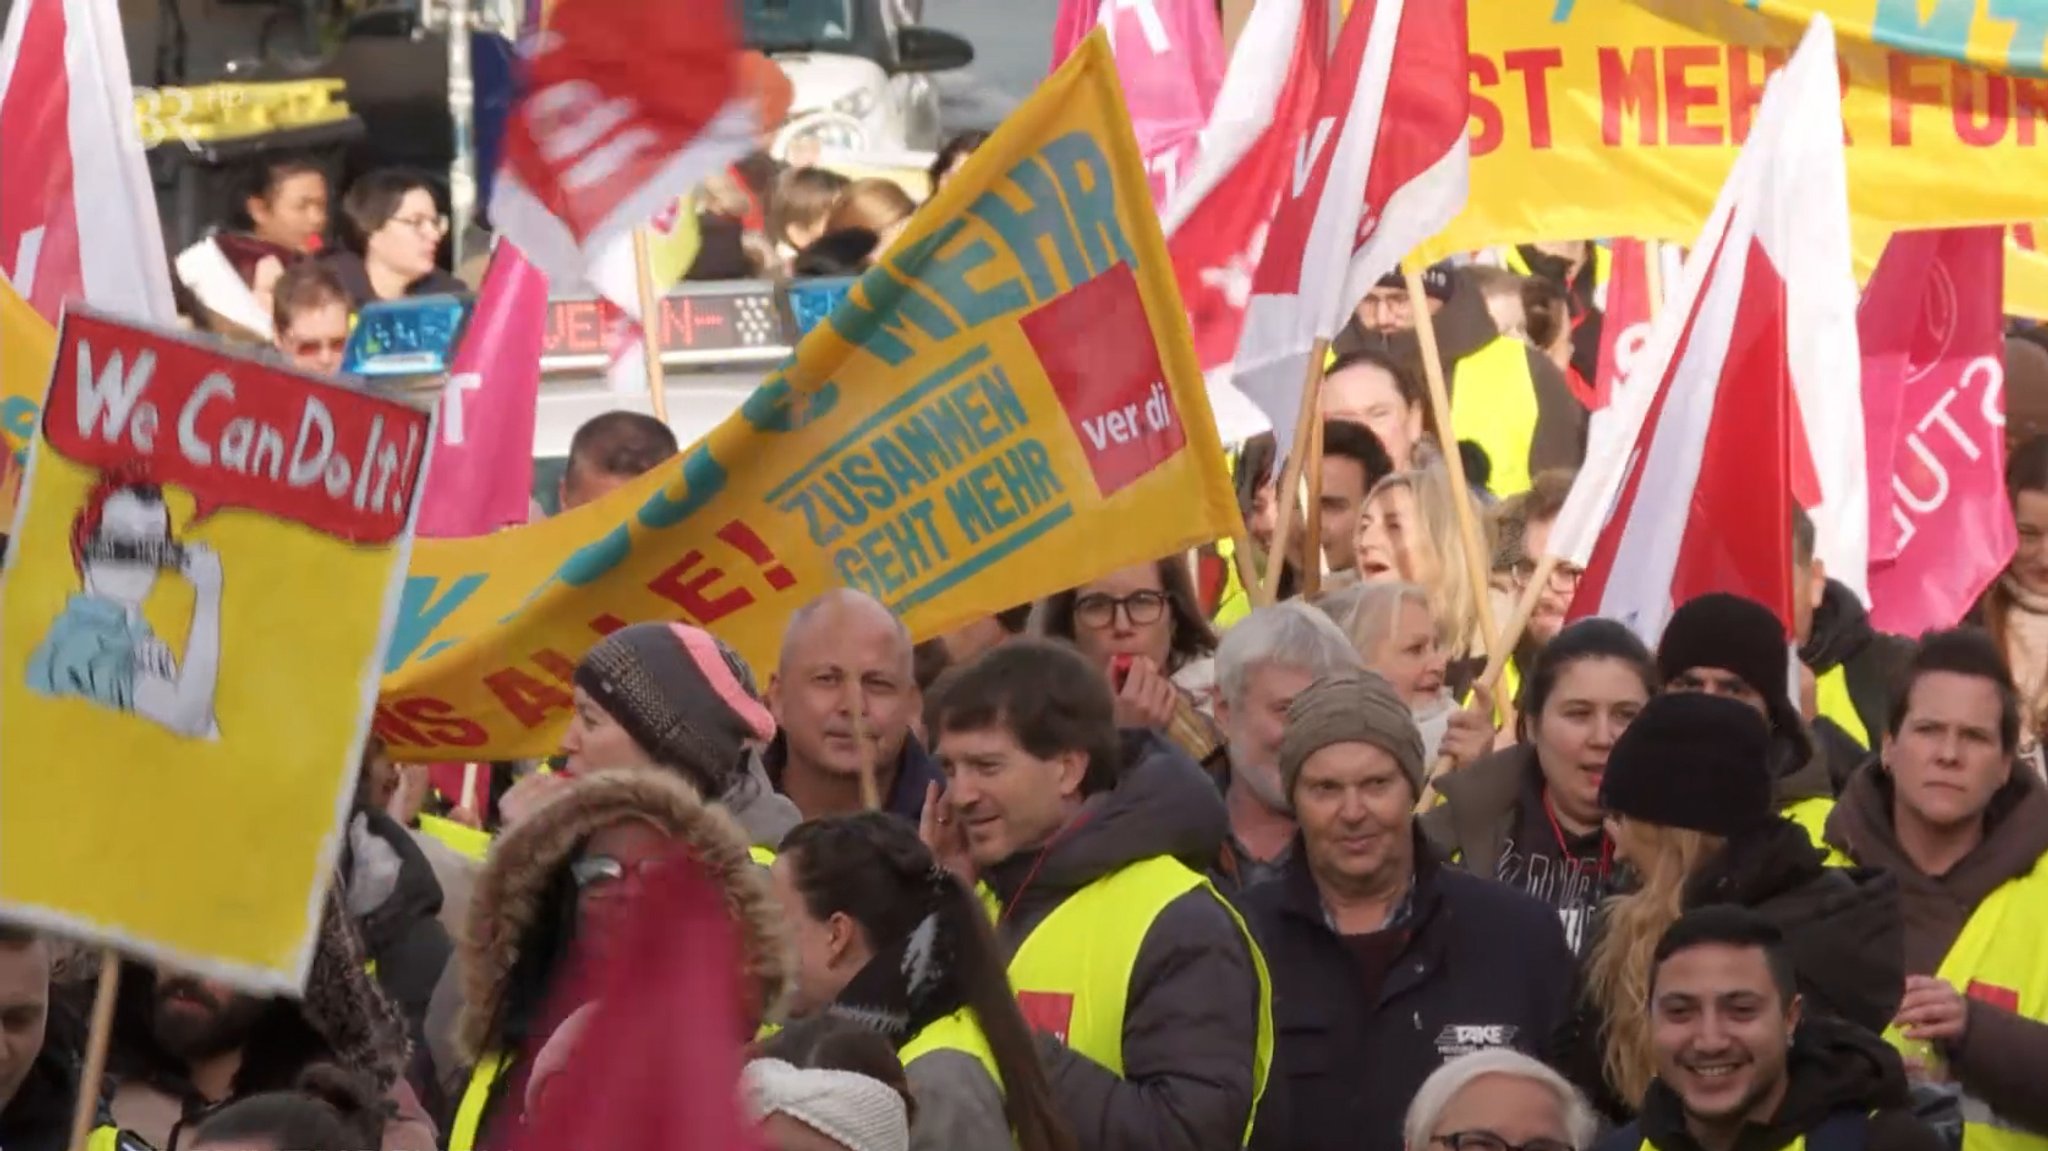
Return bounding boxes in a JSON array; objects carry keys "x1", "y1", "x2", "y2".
[
  {"x1": 1374, "y1": 261, "x2": 1454, "y2": 303},
  {"x1": 1599, "y1": 693, "x2": 1775, "y2": 837},
  {"x1": 1656, "y1": 593, "x2": 1808, "y2": 749}
]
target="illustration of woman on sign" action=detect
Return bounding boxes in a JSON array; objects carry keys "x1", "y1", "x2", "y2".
[{"x1": 27, "y1": 467, "x2": 224, "y2": 739}]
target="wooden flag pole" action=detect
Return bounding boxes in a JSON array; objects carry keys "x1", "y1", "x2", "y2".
[
  {"x1": 1261, "y1": 339, "x2": 1331, "y2": 603},
  {"x1": 67, "y1": 949, "x2": 121, "y2": 1151},
  {"x1": 1413, "y1": 553, "x2": 1560, "y2": 812},
  {"x1": 1302, "y1": 401, "x2": 1327, "y2": 599},
  {"x1": 631, "y1": 228, "x2": 671, "y2": 425},
  {"x1": 847, "y1": 683, "x2": 879, "y2": 811},
  {"x1": 1403, "y1": 262, "x2": 1501, "y2": 664}
]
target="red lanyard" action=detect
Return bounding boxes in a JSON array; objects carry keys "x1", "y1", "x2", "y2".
[{"x1": 1542, "y1": 792, "x2": 1612, "y2": 883}]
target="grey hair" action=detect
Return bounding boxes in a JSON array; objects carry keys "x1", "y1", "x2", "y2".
[
  {"x1": 1215, "y1": 601, "x2": 1363, "y2": 710},
  {"x1": 1342, "y1": 580, "x2": 1433, "y2": 662},
  {"x1": 1402, "y1": 1050, "x2": 1598, "y2": 1151}
]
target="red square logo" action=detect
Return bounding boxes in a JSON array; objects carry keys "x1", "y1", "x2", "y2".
[
  {"x1": 1019, "y1": 263, "x2": 1186, "y2": 498},
  {"x1": 1016, "y1": 991, "x2": 1075, "y2": 1044},
  {"x1": 1966, "y1": 980, "x2": 2021, "y2": 1013}
]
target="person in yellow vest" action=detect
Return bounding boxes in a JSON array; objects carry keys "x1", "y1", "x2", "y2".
[
  {"x1": 446, "y1": 769, "x2": 788, "y2": 1151},
  {"x1": 769, "y1": 812, "x2": 1074, "y2": 1151},
  {"x1": 1593, "y1": 905, "x2": 1946, "y2": 1151},
  {"x1": 1789, "y1": 507, "x2": 1915, "y2": 790},
  {"x1": 920, "y1": 639, "x2": 1271, "y2": 1151},
  {"x1": 1242, "y1": 671, "x2": 1575, "y2": 1151},
  {"x1": 1824, "y1": 629, "x2": 2048, "y2": 1145},
  {"x1": 1657, "y1": 593, "x2": 1841, "y2": 853},
  {"x1": 1503, "y1": 242, "x2": 1610, "y2": 388}
]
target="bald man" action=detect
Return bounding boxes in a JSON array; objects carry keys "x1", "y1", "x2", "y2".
[{"x1": 764, "y1": 589, "x2": 942, "y2": 821}]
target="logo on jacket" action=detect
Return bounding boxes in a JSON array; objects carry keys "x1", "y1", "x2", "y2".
[
  {"x1": 1434, "y1": 1023, "x2": 1518, "y2": 1059},
  {"x1": 1017, "y1": 991, "x2": 1076, "y2": 1045}
]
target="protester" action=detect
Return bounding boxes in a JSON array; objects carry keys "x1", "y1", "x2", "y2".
[
  {"x1": 746, "y1": 1056, "x2": 912, "y2": 1151},
  {"x1": 2007, "y1": 344, "x2": 2048, "y2": 449},
  {"x1": 928, "y1": 131, "x2": 990, "y2": 192},
  {"x1": 766, "y1": 590, "x2": 940, "y2": 823},
  {"x1": 923, "y1": 639, "x2": 1270, "y2": 1151},
  {"x1": 767, "y1": 167, "x2": 853, "y2": 271},
  {"x1": 1794, "y1": 507, "x2": 1913, "y2": 778},
  {"x1": 1338, "y1": 582, "x2": 1492, "y2": 769},
  {"x1": 179, "y1": 1064, "x2": 389, "y2": 1151},
  {"x1": 1975, "y1": 435, "x2": 2048, "y2": 775},
  {"x1": 447, "y1": 769, "x2": 786, "y2": 1149},
  {"x1": 1423, "y1": 618, "x2": 1657, "y2": 955},
  {"x1": 1039, "y1": 558, "x2": 1228, "y2": 774},
  {"x1": 1824, "y1": 628, "x2": 2048, "y2": 1138},
  {"x1": 1505, "y1": 241, "x2": 1605, "y2": 387},
  {"x1": 1404, "y1": 1050, "x2": 1597, "y2": 1151},
  {"x1": 556, "y1": 410, "x2": 679, "y2": 512},
  {"x1": 1492, "y1": 469, "x2": 1579, "y2": 704},
  {"x1": 1320, "y1": 345, "x2": 1430, "y2": 472},
  {"x1": 243, "y1": 155, "x2": 331, "y2": 256},
  {"x1": 924, "y1": 603, "x2": 1032, "y2": 686},
  {"x1": 326, "y1": 169, "x2": 463, "y2": 306},
  {"x1": 1571, "y1": 693, "x2": 1903, "y2": 1120},
  {"x1": 824, "y1": 180, "x2": 918, "y2": 252},
  {"x1": 771, "y1": 813, "x2": 1073, "y2": 1151},
  {"x1": 1520, "y1": 277, "x2": 1588, "y2": 406},
  {"x1": 1319, "y1": 418, "x2": 1397, "y2": 580},
  {"x1": 1657, "y1": 593, "x2": 1837, "y2": 850},
  {"x1": 270, "y1": 260, "x2": 353, "y2": 375},
  {"x1": 1357, "y1": 467, "x2": 1496, "y2": 684},
  {"x1": 100, "y1": 888, "x2": 433, "y2": 1151},
  {"x1": 794, "y1": 228, "x2": 883, "y2": 276},
  {"x1": 1211, "y1": 602, "x2": 1364, "y2": 893},
  {"x1": 1594, "y1": 906, "x2": 1945, "y2": 1151},
  {"x1": 1243, "y1": 671, "x2": 1574, "y2": 1151},
  {"x1": 0, "y1": 927, "x2": 139, "y2": 1151}
]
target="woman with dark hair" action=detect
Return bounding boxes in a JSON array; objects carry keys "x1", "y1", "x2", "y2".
[
  {"x1": 243, "y1": 155, "x2": 330, "y2": 257},
  {"x1": 771, "y1": 813, "x2": 1073, "y2": 1151},
  {"x1": 180, "y1": 1065, "x2": 386, "y2": 1151},
  {"x1": 323, "y1": 169, "x2": 464, "y2": 307},
  {"x1": 928, "y1": 130, "x2": 990, "y2": 192},
  {"x1": 1420, "y1": 618, "x2": 1658, "y2": 955},
  {"x1": 1040, "y1": 558, "x2": 1227, "y2": 776},
  {"x1": 1975, "y1": 433, "x2": 2048, "y2": 774}
]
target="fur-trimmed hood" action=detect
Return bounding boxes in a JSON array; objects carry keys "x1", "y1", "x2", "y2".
[{"x1": 456, "y1": 768, "x2": 788, "y2": 1061}]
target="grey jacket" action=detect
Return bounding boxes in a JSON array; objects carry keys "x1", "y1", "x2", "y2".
[{"x1": 906, "y1": 1049, "x2": 1012, "y2": 1151}]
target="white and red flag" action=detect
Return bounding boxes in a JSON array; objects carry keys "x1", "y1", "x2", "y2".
[
  {"x1": 1557, "y1": 16, "x2": 1867, "y2": 645},
  {"x1": 0, "y1": 0, "x2": 178, "y2": 325},
  {"x1": 1226, "y1": 0, "x2": 1470, "y2": 459}
]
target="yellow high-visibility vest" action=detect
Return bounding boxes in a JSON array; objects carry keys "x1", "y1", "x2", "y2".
[
  {"x1": 1001, "y1": 855, "x2": 1275, "y2": 1142},
  {"x1": 1781, "y1": 796, "x2": 1851, "y2": 867},
  {"x1": 419, "y1": 813, "x2": 492, "y2": 861},
  {"x1": 1882, "y1": 854, "x2": 2048, "y2": 1151},
  {"x1": 1214, "y1": 535, "x2": 1252, "y2": 628},
  {"x1": 900, "y1": 1006, "x2": 1004, "y2": 1089},
  {"x1": 1446, "y1": 336, "x2": 1540, "y2": 497},
  {"x1": 450, "y1": 1049, "x2": 512, "y2": 1151},
  {"x1": 1815, "y1": 665, "x2": 1871, "y2": 748}
]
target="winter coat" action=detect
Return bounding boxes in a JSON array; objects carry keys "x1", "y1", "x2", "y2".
[
  {"x1": 982, "y1": 731, "x2": 1263, "y2": 1151},
  {"x1": 342, "y1": 808, "x2": 455, "y2": 1115},
  {"x1": 1242, "y1": 829, "x2": 1576, "y2": 1151},
  {"x1": 1801, "y1": 579, "x2": 1916, "y2": 786}
]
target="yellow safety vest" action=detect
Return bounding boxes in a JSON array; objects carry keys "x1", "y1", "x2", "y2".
[
  {"x1": 900, "y1": 1006, "x2": 1005, "y2": 1090},
  {"x1": 1633, "y1": 1116, "x2": 1863, "y2": 1151},
  {"x1": 749, "y1": 844, "x2": 776, "y2": 866},
  {"x1": 1815, "y1": 665, "x2": 1871, "y2": 749},
  {"x1": 1781, "y1": 796, "x2": 1851, "y2": 868},
  {"x1": 1214, "y1": 535, "x2": 1251, "y2": 628},
  {"x1": 1002, "y1": 855, "x2": 1275, "y2": 1141},
  {"x1": 1882, "y1": 855, "x2": 2048, "y2": 1151},
  {"x1": 1447, "y1": 336, "x2": 1539, "y2": 497},
  {"x1": 451, "y1": 1049, "x2": 512, "y2": 1151},
  {"x1": 419, "y1": 813, "x2": 493, "y2": 861}
]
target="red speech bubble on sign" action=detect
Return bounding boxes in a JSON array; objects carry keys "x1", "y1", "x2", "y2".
[{"x1": 41, "y1": 311, "x2": 431, "y2": 544}]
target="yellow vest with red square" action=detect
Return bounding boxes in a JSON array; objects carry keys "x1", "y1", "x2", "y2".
[
  {"x1": 1881, "y1": 854, "x2": 2048, "y2": 1151},
  {"x1": 1446, "y1": 335, "x2": 1540, "y2": 497},
  {"x1": 1000, "y1": 855, "x2": 1274, "y2": 1140}
]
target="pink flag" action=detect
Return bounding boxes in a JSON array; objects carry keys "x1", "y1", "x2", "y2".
[
  {"x1": 1052, "y1": 0, "x2": 1224, "y2": 208},
  {"x1": 1228, "y1": 0, "x2": 1471, "y2": 458},
  {"x1": 0, "y1": 0, "x2": 177, "y2": 324},
  {"x1": 1590, "y1": 238, "x2": 1653, "y2": 412},
  {"x1": 414, "y1": 243, "x2": 548, "y2": 539},
  {"x1": 1560, "y1": 16, "x2": 1866, "y2": 644},
  {"x1": 1863, "y1": 228, "x2": 2012, "y2": 635}
]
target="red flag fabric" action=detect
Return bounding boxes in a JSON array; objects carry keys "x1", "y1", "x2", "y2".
[
  {"x1": 1050, "y1": 0, "x2": 1225, "y2": 208},
  {"x1": 1590, "y1": 238, "x2": 1654, "y2": 412},
  {"x1": 1863, "y1": 227, "x2": 2013, "y2": 634}
]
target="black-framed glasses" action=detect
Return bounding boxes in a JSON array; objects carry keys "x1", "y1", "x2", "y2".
[
  {"x1": 1434, "y1": 1131, "x2": 1576, "y2": 1151},
  {"x1": 1073, "y1": 589, "x2": 1169, "y2": 628}
]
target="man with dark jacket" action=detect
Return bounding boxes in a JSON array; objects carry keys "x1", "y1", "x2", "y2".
[
  {"x1": 1597, "y1": 905, "x2": 1944, "y2": 1151},
  {"x1": 0, "y1": 927, "x2": 145, "y2": 1151},
  {"x1": 1241, "y1": 671, "x2": 1574, "y2": 1151},
  {"x1": 926, "y1": 639, "x2": 1269, "y2": 1151},
  {"x1": 1792, "y1": 508, "x2": 1915, "y2": 786}
]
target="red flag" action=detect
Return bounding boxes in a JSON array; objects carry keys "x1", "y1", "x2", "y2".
[
  {"x1": 1589, "y1": 238, "x2": 1655, "y2": 412},
  {"x1": 1863, "y1": 228, "x2": 2013, "y2": 634}
]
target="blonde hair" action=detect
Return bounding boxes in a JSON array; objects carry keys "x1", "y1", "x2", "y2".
[
  {"x1": 1369, "y1": 466, "x2": 1494, "y2": 660},
  {"x1": 825, "y1": 178, "x2": 918, "y2": 237},
  {"x1": 1343, "y1": 580, "x2": 1432, "y2": 669},
  {"x1": 1584, "y1": 818, "x2": 1727, "y2": 1108}
]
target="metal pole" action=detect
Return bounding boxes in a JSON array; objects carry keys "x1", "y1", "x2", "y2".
[{"x1": 445, "y1": 0, "x2": 478, "y2": 271}]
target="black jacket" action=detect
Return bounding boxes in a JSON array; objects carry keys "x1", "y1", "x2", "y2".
[
  {"x1": 342, "y1": 807, "x2": 455, "y2": 1116},
  {"x1": 1598, "y1": 1017, "x2": 1946, "y2": 1151},
  {"x1": 1800, "y1": 580, "x2": 1915, "y2": 789},
  {"x1": 987, "y1": 731, "x2": 1263, "y2": 1151},
  {"x1": 1242, "y1": 828, "x2": 1577, "y2": 1151},
  {"x1": 321, "y1": 251, "x2": 467, "y2": 309},
  {"x1": 0, "y1": 1002, "x2": 129, "y2": 1151}
]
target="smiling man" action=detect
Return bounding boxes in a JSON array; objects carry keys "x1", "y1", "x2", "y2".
[{"x1": 1600, "y1": 906, "x2": 1943, "y2": 1151}]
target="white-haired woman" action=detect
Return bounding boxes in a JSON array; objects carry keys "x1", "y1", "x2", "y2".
[
  {"x1": 1404, "y1": 1050, "x2": 1598, "y2": 1151},
  {"x1": 1340, "y1": 581, "x2": 1494, "y2": 770}
]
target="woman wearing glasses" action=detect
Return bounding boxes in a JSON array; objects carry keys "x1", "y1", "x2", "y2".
[
  {"x1": 325, "y1": 169, "x2": 465, "y2": 308},
  {"x1": 1404, "y1": 1051, "x2": 1597, "y2": 1151}
]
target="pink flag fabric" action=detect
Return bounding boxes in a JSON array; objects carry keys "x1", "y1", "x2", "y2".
[
  {"x1": 1863, "y1": 227, "x2": 2013, "y2": 635},
  {"x1": 414, "y1": 242, "x2": 548, "y2": 539},
  {"x1": 0, "y1": 0, "x2": 177, "y2": 324},
  {"x1": 1051, "y1": 0, "x2": 1224, "y2": 209},
  {"x1": 1228, "y1": 0, "x2": 1471, "y2": 459},
  {"x1": 1560, "y1": 16, "x2": 1865, "y2": 645}
]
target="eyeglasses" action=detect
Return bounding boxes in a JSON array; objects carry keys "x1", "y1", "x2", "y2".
[
  {"x1": 570, "y1": 854, "x2": 665, "y2": 897},
  {"x1": 1433, "y1": 1132, "x2": 1576, "y2": 1151},
  {"x1": 390, "y1": 213, "x2": 450, "y2": 237},
  {"x1": 288, "y1": 335, "x2": 348, "y2": 357},
  {"x1": 1073, "y1": 589, "x2": 1169, "y2": 628},
  {"x1": 1512, "y1": 558, "x2": 1585, "y2": 590}
]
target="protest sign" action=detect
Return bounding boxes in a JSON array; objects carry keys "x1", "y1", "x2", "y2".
[
  {"x1": 0, "y1": 311, "x2": 430, "y2": 990},
  {"x1": 369, "y1": 32, "x2": 1242, "y2": 761},
  {"x1": 1725, "y1": 0, "x2": 2041, "y2": 76},
  {"x1": 1423, "y1": 0, "x2": 2048, "y2": 316}
]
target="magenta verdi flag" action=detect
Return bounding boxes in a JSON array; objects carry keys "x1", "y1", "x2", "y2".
[
  {"x1": 414, "y1": 242, "x2": 548, "y2": 538},
  {"x1": 1863, "y1": 227, "x2": 2013, "y2": 635},
  {"x1": 1051, "y1": 0, "x2": 1223, "y2": 208}
]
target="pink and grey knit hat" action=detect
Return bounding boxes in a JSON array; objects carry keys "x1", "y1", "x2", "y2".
[{"x1": 572, "y1": 622, "x2": 777, "y2": 793}]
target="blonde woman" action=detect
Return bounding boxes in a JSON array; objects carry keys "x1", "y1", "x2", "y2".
[
  {"x1": 1563, "y1": 693, "x2": 1903, "y2": 1122},
  {"x1": 1354, "y1": 464, "x2": 1497, "y2": 680}
]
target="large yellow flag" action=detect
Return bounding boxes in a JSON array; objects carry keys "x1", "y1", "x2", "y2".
[{"x1": 0, "y1": 277, "x2": 56, "y2": 517}]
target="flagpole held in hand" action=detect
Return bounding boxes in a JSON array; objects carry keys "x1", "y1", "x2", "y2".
[
  {"x1": 631, "y1": 228, "x2": 671, "y2": 425},
  {"x1": 1402, "y1": 262, "x2": 1501, "y2": 664},
  {"x1": 67, "y1": 948, "x2": 120, "y2": 1151},
  {"x1": 1261, "y1": 339, "x2": 1330, "y2": 603},
  {"x1": 847, "y1": 682, "x2": 879, "y2": 810},
  {"x1": 1414, "y1": 552, "x2": 1557, "y2": 812}
]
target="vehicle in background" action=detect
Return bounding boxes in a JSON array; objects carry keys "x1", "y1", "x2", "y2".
[{"x1": 752, "y1": 0, "x2": 974, "y2": 159}]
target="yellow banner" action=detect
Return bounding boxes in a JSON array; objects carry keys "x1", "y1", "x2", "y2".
[
  {"x1": 369, "y1": 31, "x2": 1236, "y2": 761},
  {"x1": 1429, "y1": 0, "x2": 2048, "y2": 314},
  {"x1": 1727, "y1": 0, "x2": 2044, "y2": 75},
  {"x1": 0, "y1": 311, "x2": 428, "y2": 990}
]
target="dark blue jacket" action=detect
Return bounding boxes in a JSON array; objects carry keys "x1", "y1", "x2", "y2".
[{"x1": 1243, "y1": 826, "x2": 1577, "y2": 1151}]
